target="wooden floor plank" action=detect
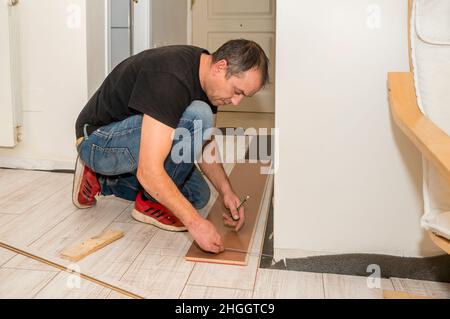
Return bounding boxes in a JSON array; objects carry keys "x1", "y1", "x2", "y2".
[
  {"x1": 29, "y1": 197, "x2": 129, "y2": 255},
  {"x1": 1, "y1": 248, "x2": 132, "y2": 299},
  {"x1": 323, "y1": 274, "x2": 394, "y2": 299},
  {"x1": 34, "y1": 271, "x2": 116, "y2": 299},
  {"x1": 141, "y1": 230, "x2": 193, "y2": 257},
  {"x1": 0, "y1": 169, "x2": 46, "y2": 200},
  {"x1": 0, "y1": 247, "x2": 16, "y2": 267},
  {"x1": 114, "y1": 204, "x2": 139, "y2": 224},
  {"x1": 0, "y1": 268, "x2": 57, "y2": 299},
  {"x1": 76, "y1": 222, "x2": 157, "y2": 281},
  {"x1": 0, "y1": 197, "x2": 130, "y2": 274},
  {"x1": 187, "y1": 255, "x2": 260, "y2": 290},
  {"x1": 181, "y1": 284, "x2": 253, "y2": 299},
  {"x1": 0, "y1": 184, "x2": 78, "y2": 246},
  {"x1": 118, "y1": 253, "x2": 195, "y2": 299},
  {"x1": 252, "y1": 269, "x2": 325, "y2": 299},
  {"x1": 0, "y1": 171, "x2": 72, "y2": 215},
  {"x1": 185, "y1": 162, "x2": 271, "y2": 265},
  {"x1": 106, "y1": 291, "x2": 134, "y2": 299},
  {"x1": 391, "y1": 277, "x2": 450, "y2": 299},
  {"x1": 3, "y1": 254, "x2": 60, "y2": 272}
]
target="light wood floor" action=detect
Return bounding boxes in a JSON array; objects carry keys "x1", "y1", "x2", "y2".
[
  {"x1": 0, "y1": 168, "x2": 449, "y2": 299},
  {"x1": 216, "y1": 111, "x2": 274, "y2": 130}
]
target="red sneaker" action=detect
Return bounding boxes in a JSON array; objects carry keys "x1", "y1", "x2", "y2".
[
  {"x1": 72, "y1": 157, "x2": 100, "y2": 209},
  {"x1": 132, "y1": 191, "x2": 187, "y2": 232}
]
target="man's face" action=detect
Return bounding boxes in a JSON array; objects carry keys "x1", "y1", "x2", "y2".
[{"x1": 205, "y1": 60, "x2": 263, "y2": 107}]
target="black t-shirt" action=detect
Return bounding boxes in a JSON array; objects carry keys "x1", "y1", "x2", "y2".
[{"x1": 75, "y1": 45, "x2": 217, "y2": 139}]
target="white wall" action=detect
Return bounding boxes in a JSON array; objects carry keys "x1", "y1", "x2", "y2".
[
  {"x1": 275, "y1": 0, "x2": 442, "y2": 257},
  {"x1": 0, "y1": 0, "x2": 106, "y2": 170}
]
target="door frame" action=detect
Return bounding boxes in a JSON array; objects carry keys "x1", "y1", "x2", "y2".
[
  {"x1": 187, "y1": 0, "x2": 193, "y2": 44},
  {"x1": 0, "y1": 1, "x2": 22, "y2": 147},
  {"x1": 105, "y1": 0, "x2": 151, "y2": 73}
]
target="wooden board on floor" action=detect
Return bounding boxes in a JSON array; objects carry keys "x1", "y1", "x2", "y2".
[
  {"x1": 383, "y1": 289, "x2": 431, "y2": 299},
  {"x1": 60, "y1": 229, "x2": 124, "y2": 262},
  {"x1": 185, "y1": 162, "x2": 271, "y2": 266}
]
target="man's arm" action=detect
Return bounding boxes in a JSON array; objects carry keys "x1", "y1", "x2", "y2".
[
  {"x1": 137, "y1": 114, "x2": 224, "y2": 253},
  {"x1": 198, "y1": 138, "x2": 246, "y2": 231}
]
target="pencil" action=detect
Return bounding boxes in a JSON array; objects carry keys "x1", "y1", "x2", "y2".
[{"x1": 232, "y1": 195, "x2": 250, "y2": 221}]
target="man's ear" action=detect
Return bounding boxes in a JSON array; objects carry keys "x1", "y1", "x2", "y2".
[{"x1": 212, "y1": 59, "x2": 228, "y2": 74}]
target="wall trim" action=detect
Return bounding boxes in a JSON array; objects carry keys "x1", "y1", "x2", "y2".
[
  {"x1": 0, "y1": 156, "x2": 75, "y2": 171},
  {"x1": 187, "y1": 0, "x2": 192, "y2": 45}
]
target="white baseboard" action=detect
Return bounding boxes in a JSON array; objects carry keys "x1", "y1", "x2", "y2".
[
  {"x1": 273, "y1": 248, "x2": 337, "y2": 263},
  {"x1": 0, "y1": 156, "x2": 75, "y2": 171},
  {"x1": 272, "y1": 246, "x2": 444, "y2": 261}
]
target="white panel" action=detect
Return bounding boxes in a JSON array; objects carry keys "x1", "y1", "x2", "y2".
[
  {"x1": 275, "y1": 0, "x2": 439, "y2": 256},
  {"x1": 208, "y1": 0, "x2": 274, "y2": 18},
  {"x1": 111, "y1": 28, "x2": 130, "y2": 69},
  {"x1": 133, "y1": 0, "x2": 150, "y2": 54},
  {"x1": 111, "y1": 0, "x2": 130, "y2": 28}
]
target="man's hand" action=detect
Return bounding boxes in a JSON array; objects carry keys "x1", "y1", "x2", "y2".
[
  {"x1": 138, "y1": 115, "x2": 223, "y2": 253},
  {"x1": 187, "y1": 215, "x2": 224, "y2": 254},
  {"x1": 222, "y1": 191, "x2": 246, "y2": 232}
]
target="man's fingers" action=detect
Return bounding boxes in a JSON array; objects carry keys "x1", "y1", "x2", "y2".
[
  {"x1": 222, "y1": 213, "x2": 237, "y2": 227},
  {"x1": 235, "y1": 207, "x2": 245, "y2": 231},
  {"x1": 239, "y1": 206, "x2": 245, "y2": 219},
  {"x1": 235, "y1": 219, "x2": 244, "y2": 232},
  {"x1": 230, "y1": 205, "x2": 240, "y2": 221},
  {"x1": 216, "y1": 235, "x2": 224, "y2": 253}
]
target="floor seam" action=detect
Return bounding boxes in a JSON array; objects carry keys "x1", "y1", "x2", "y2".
[
  {"x1": 179, "y1": 262, "x2": 197, "y2": 299},
  {"x1": 31, "y1": 270, "x2": 61, "y2": 299},
  {"x1": 321, "y1": 273, "x2": 327, "y2": 299},
  {"x1": 0, "y1": 251, "x2": 17, "y2": 268}
]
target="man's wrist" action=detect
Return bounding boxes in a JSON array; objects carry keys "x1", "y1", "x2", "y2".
[
  {"x1": 183, "y1": 210, "x2": 203, "y2": 229},
  {"x1": 219, "y1": 181, "x2": 233, "y2": 197}
]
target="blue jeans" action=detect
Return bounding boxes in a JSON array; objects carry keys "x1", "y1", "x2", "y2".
[{"x1": 76, "y1": 101, "x2": 213, "y2": 210}]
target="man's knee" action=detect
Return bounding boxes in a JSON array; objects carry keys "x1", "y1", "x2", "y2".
[
  {"x1": 184, "y1": 100, "x2": 214, "y2": 137},
  {"x1": 192, "y1": 182, "x2": 211, "y2": 210}
]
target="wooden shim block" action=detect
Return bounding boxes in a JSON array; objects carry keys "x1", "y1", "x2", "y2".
[
  {"x1": 185, "y1": 162, "x2": 271, "y2": 266},
  {"x1": 383, "y1": 289, "x2": 431, "y2": 299},
  {"x1": 60, "y1": 229, "x2": 124, "y2": 262}
]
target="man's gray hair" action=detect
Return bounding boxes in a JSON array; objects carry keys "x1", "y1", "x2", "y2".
[{"x1": 212, "y1": 39, "x2": 270, "y2": 87}]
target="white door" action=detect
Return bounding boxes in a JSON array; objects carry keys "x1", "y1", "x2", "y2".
[
  {"x1": 0, "y1": 1, "x2": 21, "y2": 147},
  {"x1": 192, "y1": 0, "x2": 276, "y2": 113}
]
